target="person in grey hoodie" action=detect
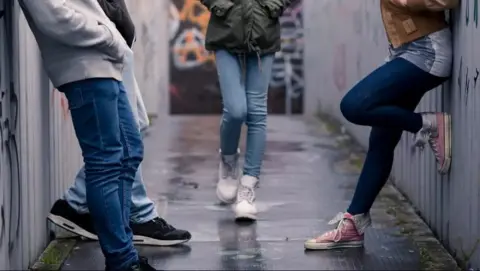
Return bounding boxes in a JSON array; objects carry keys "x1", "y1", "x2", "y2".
[
  {"x1": 47, "y1": 0, "x2": 192, "y2": 249},
  {"x1": 17, "y1": 0, "x2": 155, "y2": 270}
]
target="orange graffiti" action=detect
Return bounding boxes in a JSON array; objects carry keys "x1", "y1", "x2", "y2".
[
  {"x1": 178, "y1": 0, "x2": 211, "y2": 35},
  {"x1": 173, "y1": 29, "x2": 215, "y2": 66}
]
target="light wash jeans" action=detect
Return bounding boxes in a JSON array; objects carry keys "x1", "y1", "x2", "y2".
[
  {"x1": 215, "y1": 50, "x2": 274, "y2": 178},
  {"x1": 64, "y1": 48, "x2": 157, "y2": 224}
]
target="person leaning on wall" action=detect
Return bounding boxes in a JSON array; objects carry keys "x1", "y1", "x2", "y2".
[
  {"x1": 47, "y1": 0, "x2": 192, "y2": 257},
  {"x1": 304, "y1": 0, "x2": 459, "y2": 251}
]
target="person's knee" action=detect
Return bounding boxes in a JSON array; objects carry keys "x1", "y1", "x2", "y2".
[
  {"x1": 83, "y1": 148, "x2": 124, "y2": 183},
  {"x1": 124, "y1": 136, "x2": 144, "y2": 171},
  {"x1": 224, "y1": 103, "x2": 247, "y2": 123},
  {"x1": 340, "y1": 94, "x2": 366, "y2": 124},
  {"x1": 246, "y1": 112, "x2": 266, "y2": 127}
]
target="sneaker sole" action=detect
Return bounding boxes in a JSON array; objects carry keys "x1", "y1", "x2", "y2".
[
  {"x1": 49, "y1": 214, "x2": 191, "y2": 246},
  {"x1": 47, "y1": 213, "x2": 98, "y2": 240},
  {"x1": 438, "y1": 114, "x2": 452, "y2": 174},
  {"x1": 132, "y1": 235, "x2": 190, "y2": 246},
  {"x1": 304, "y1": 240, "x2": 363, "y2": 250},
  {"x1": 235, "y1": 212, "x2": 257, "y2": 221}
]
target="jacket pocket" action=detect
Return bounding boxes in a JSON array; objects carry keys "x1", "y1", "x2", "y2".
[
  {"x1": 99, "y1": 22, "x2": 129, "y2": 63},
  {"x1": 206, "y1": 3, "x2": 243, "y2": 47}
]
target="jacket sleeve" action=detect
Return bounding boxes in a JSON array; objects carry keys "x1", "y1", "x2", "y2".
[
  {"x1": 199, "y1": 0, "x2": 233, "y2": 16},
  {"x1": 19, "y1": 0, "x2": 116, "y2": 49},
  {"x1": 404, "y1": 0, "x2": 459, "y2": 11},
  {"x1": 264, "y1": 0, "x2": 292, "y2": 18},
  {"x1": 97, "y1": 0, "x2": 136, "y2": 48}
]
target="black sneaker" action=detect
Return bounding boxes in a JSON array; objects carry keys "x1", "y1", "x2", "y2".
[
  {"x1": 47, "y1": 199, "x2": 98, "y2": 240},
  {"x1": 131, "y1": 217, "x2": 191, "y2": 246},
  {"x1": 106, "y1": 256, "x2": 158, "y2": 271},
  {"x1": 131, "y1": 257, "x2": 157, "y2": 271}
]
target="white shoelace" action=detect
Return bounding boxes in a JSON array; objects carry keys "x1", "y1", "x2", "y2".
[
  {"x1": 412, "y1": 128, "x2": 441, "y2": 162},
  {"x1": 237, "y1": 185, "x2": 255, "y2": 203},
  {"x1": 323, "y1": 212, "x2": 348, "y2": 242}
]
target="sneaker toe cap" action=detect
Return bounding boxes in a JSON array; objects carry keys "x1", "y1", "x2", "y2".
[
  {"x1": 234, "y1": 200, "x2": 257, "y2": 214},
  {"x1": 164, "y1": 229, "x2": 192, "y2": 240}
]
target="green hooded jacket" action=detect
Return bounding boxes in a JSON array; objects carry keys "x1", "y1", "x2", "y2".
[{"x1": 200, "y1": 0, "x2": 291, "y2": 55}]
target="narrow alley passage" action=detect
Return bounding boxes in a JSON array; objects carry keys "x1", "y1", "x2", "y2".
[{"x1": 60, "y1": 116, "x2": 457, "y2": 270}]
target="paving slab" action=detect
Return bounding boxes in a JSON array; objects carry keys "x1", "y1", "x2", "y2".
[{"x1": 59, "y1": 116, "x2": 458, "y2": 270}]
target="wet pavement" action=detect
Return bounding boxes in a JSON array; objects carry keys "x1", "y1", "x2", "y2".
[{"x1": 60, "y1": 116, "x2": 458, "y2": 270}]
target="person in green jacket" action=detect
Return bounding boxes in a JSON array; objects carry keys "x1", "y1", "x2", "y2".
[{"x1": 200, "y1": 0, "x2": 291, "y2": 221}]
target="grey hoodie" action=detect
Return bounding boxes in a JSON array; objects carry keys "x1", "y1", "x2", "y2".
[{"x1": 18, "y1": 0, "x2": 131, "y2": 88}]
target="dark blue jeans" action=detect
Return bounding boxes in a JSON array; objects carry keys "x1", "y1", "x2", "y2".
[
  {"x1": 340, "y1": 58, "x2": 447, "y2": 215},
  {"x1": 59, "y1": 78, "x2": 143, "y2": 270}
]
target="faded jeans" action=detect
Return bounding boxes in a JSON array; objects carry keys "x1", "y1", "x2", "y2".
[
  {"x1": 59, "y1": 78, "x2": 142, "y2": 270},
  {"x1": 215, "y1": 50, "x2": 274, "y2": 178},
  {"x1": 64, "y1": 49, "x2": 157, "y2": 224}
]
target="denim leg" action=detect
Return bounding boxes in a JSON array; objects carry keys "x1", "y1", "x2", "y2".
[
  {"x1": 116, "y1": 82, "x2": 144, "y2": 243},
  {"x1": 63, "y1": 166, "x2": 89, "y2": 214},
  {"x1": 347, "y1": 127, "x2": 403, "y2": 215},
  {"x1": 343, "y1": 59, "x2": 446, "y2": 215},
  {"x1": 128, "y1": 163, "x2": 157, "y2": 223},
  {"x1": 63, "y1": 51, "x2": 157, "y2": 224},
  {"x1": 242, "y1": 54, "x2": 274, "y2": 178},
  {"x1": 339, "y1": 58, "x2": 446, "y2": 133},
  {"x1": 60, "y1": 78, "x2": 140, "y2": 270},
  {"x1": 64, "y1": 164, "x2": 157, "y2": 224},
  {"x1": 215, "y1": 50, "x2": 247, "y2": 156}
]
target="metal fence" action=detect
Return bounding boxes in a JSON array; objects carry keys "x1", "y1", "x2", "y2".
[
  {"x1": 304, "y1": 0, "x2": 480, "y2": 268},
  {"x1": 0, "y1": 0, "x2": 168, "y2": 269}
]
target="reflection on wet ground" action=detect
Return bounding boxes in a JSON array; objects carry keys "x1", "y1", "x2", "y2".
[{"x1": 61, "y1": 116, "x2": 457, "y2": 270}]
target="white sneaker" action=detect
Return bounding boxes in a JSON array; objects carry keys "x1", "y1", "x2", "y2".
[
  {"x1": 234, "y1": 175, "x2": 258, "y2": 220},
  {"x1": 216, "y1": 149, "x2": 241, "y2": 204}
]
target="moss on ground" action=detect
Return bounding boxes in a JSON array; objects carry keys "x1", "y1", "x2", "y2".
[{"x1": 30, "y1": 239, "x2": 77, "y2": 271}]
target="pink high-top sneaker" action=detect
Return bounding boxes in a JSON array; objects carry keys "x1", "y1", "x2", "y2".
[
  {"x1": 304, "y1": 212, "x2": 371, "y2": 250},
  {"x1": 413, "y1": 112, "x2": 451, "y2": 174}
]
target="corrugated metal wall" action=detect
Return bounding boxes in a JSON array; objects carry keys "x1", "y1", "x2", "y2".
[
  {"x1": 304, "y1": 0, "x2": 480, "y2": 268},
  {"x1": 0, "y1": 0, "x2": 168, "y2": 269},
  {"x1": 0, "y1": 1, "x2": 83, "y2": 269}
]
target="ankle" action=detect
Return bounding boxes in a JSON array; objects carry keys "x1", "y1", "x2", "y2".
[
  {"x1": 240, "y1": 175, "x2": 258, "y2": 188},
  {"x1": 344, "y1": 212, "x2": 371, "y2": 235}
]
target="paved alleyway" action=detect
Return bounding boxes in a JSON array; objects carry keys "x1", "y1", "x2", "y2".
[{"x1": 60, "y1": 116, "x2": 457, "y2": 270}]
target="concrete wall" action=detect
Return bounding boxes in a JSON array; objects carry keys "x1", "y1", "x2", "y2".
[
  {"x1": 0, "y1": 0, "x2": 168, "y2": 269},
  {"x1": 125, "y1": 0, "x2": 170, "y2": 118},
  {"x1": 303, "y1": 0, "x2": 479, "y2": 268}
]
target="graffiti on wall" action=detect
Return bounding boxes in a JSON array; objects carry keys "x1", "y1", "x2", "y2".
[
  {"x1": 456, "y1": 0, "x2": 479, "y2": 105},
  {"x1": 270, "y1": 0, "x2": 304, "y2": 114},
  {"x1": 169, "y1": 0, "x2": 218, "y2": 114},
  {"x1": 0, "y1": 1, "x2": 21, "y2": 260},
  {"x1": 169, "y1": 0, "x2": 304, "y2": 114}
]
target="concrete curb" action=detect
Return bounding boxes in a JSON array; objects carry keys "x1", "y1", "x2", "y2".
[{"x1": 30, "y1": 238, "x2": 78, "y2": 271}]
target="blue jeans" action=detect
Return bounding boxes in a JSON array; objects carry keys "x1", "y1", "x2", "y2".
[
  {"x1": 341, "y1": 58, "x2": 447, "y2": 215},
  {"x1": 215, "y1": 50, "x2": 274, "y2": 178},
  {"x1": 64, "y1": 164, "x2": 156, "y2": 223},
  {"x1": 64, "y1": 49, "x2": 156, "y2": 224},
  {"x1": 59, "y1": 78, "x2": 142, "y2": 270}
]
